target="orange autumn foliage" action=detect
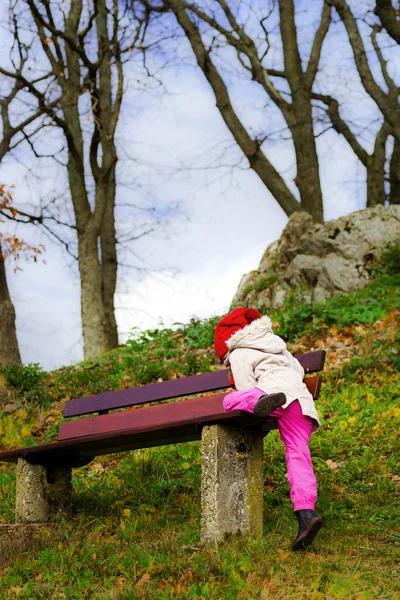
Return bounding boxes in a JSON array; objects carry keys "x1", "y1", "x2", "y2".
[{"x1": 0, "y1": 184, "x2": 44, "y2": 267}]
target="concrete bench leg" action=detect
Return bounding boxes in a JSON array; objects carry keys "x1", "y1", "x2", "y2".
[
  {"x1": 201, "y1": 424, "x2": 264, "y2": 545},
  {"x1": 16, "y1": 458, "x2": 72, "y2": 523}
]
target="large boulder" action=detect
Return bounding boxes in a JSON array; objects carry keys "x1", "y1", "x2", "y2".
[{"x1": 232, "y1": 205, "x2": 400, "y2": 309}]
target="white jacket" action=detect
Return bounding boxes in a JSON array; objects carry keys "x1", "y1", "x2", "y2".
[{"x1": 226, "y1": 316, "x2": 320, "y2": 430}]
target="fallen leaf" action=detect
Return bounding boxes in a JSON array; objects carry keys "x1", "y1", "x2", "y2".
[
  {"x1": 326, "y1": 459, "x2": 344, "y2": 471},
  {"x1": 136, "y1": 573, "x2": 151, "y2": 589}
]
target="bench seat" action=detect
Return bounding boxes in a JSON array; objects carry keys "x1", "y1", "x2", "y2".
[{"x1": 0, "y1": 398, "x2": 274, "y2": 466}]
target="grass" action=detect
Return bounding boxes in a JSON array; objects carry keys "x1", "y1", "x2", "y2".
[{"x1": 0, "y1": 273, "x2": 399, "y2": 598}]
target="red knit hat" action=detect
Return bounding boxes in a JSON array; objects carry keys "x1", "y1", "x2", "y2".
[{"x1": 214, "y1": 307, "x2": 261, "y2": 361}]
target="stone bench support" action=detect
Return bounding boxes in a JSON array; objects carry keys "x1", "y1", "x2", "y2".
[
  {"x1": 201, "y1": 424, "x2": 264, "y2": 545},
  {"x1": 16, "y1": 458, "x2": 72, "y2": 523}
]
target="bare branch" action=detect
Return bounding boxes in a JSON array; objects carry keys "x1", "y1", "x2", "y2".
[
  {"x1": 305, "y1": 2, "x2": 332, "y2": 89},
  {"x1": 312, "y1": 92, "x2": 370, "y2": 165},
  {"x1": 278, "y1": 0, "x2": 303, "y2": 83},
  {"x1": 375, "y1": 0, "x2": 400, "y2": 45},
  {"x1": 371, "y1": 24, "x2": 397, "y2": 94}
]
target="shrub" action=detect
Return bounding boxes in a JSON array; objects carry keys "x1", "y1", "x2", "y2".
[
  {"x1": 242, "y1": 273, "x2": 278, "y2": 297},
  {"x1": 180, "y1": 316, "x2": 220, "y2": 349},
  {"x1": 380, "y1": 239, "x2": 400, "y2": 274},
  {"x1": 253, "y1": 273, "x2": 278, "y2": 293},
  {"x1": 0, "y1": 363, "x2": 44, "y2": 392}
]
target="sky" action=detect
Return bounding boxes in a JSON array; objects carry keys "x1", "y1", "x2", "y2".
[{"x1": 0, "y1": 0, "x2": 390, "y2": 370}]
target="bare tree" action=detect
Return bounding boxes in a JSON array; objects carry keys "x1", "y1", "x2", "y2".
[
  {"x1": 329, "y1": 0, "x2": 400, "y2": 143},
  {"x1": 0, "y1": 63, "x2": 48, "y2": 365},
  {"x1": 0, "y1": 0, "x2": 147, "y2": 359},
  {"x1": 135, "y1": 0, "x2": 333, "y2": 223},
  {"x1": 0, "y1": 185, "x2": 44, "y2": 366},
  {"x1": 325, "y1": 0, "x2": 400, "y2": 205},
  {"x1": 375, "y1": 0, "x2": 400, "y2": 204}
]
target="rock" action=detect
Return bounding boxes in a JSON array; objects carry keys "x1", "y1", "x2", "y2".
[
  {"x1": 284, "y1": 255, "x2": 323, "y2": 286},
  {"x1": 313, "y1": 254, "x2": 369, "y2": 303},
  {"x1": 232, "y1": 205, "x2": 400, "y2": 310},
  {"x1": 331, "y1": 342, "x2": 345, "y2": 350},
  {"x1": 259, "y1": 211, "x2": 314, "y2": 273}
]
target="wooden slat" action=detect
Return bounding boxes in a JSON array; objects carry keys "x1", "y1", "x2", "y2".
[
  {"x1": 60, "y1": 394, "x2": 227, "y2": 441},
  {"x1": 63, "y1": 350, "x2": 326, "y2": 417},
  {"x1": 296, "y1": 350, "x2": 326, "y2": 373},
  {"x1": 63, "y1": 370, "x2": 230, "y2": 418},
  {"x1": 304, "y1": 375, "x2": 323, "y2": 400}
]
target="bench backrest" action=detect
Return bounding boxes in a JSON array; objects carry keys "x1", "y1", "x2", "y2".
[{"x1": 62, "y1": 350, "x2": 326, "y2": 418}]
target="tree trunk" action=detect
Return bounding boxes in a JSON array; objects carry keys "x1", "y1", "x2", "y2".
[
  {"x1": 100, "y1": 176, "x2": 119, "y2": 350},
  {"x1": 77, "y1": 229, "x2": 109, "y2": 360},
  {"x1": 0, "y1": 244, "x2": 21, "y2": 366},
  {"x1": 95, "y1": 1, "x2": 120, "y2": 350},
  {"x1": 389, "y1": 136, "x2": 400, "y2": 204},
  {"x1": 366, "y1": 123, "x2": 390, "y2": 207},
  {"x1": 366, "y1": 159, "x2": 387, "y2": 206},
  {"x1": 62, "y1": 50, "x2": 116, "y2": 360},
  {"x1": 278, "y1": 0, "x2": 325, "y2": 223},
  {"x1": 290, "y1": 99, "x2": 324, "y2": 223}
]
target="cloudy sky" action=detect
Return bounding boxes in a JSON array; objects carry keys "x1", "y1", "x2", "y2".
[{"x1": 0, "y1": 0, "x2": 386, "y2": 370}]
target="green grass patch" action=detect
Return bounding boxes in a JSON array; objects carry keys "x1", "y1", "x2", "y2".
[{"x1": 272, "y1": 274, "x2": 400, "y2": 341}]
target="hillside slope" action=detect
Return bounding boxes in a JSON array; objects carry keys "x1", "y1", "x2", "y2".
[{"x1": 0, "y1": 269, "x2": 399, "y2": 599}]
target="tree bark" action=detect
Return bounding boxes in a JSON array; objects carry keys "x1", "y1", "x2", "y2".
[
  {"x1": 290, "y1": 110, "x2": 324, "y2": 222},
  {"x1": 100, "y1": 186, "x2": 119, "y2": 349},
  {"x1": 366, "y1": 156, "x2": 387, "y2": 207},
  {"x1": 366, "y1": 122, "x2": 391, "y2": 207},
  {"x1": 0, "y1": 243, "x2": 21, "y2": 366},
  {"x1": 278, "y1": 0, "x2": 325, "y2": 223},
  {"x1": 95, "y1": 0, "x2": 120, "y2": 349},
  {"x1": 61, "y1": 65, "x2": 112, "y2": 359},
  {"x1": 375, "y1": 0, "x2": 400, "y2": 45},
  {"x1": 77, "y1": 229, "x2": 109, "y2": 360},
  {"x1": 389, "y1": 137, "x2": 400, "y2": 204}
]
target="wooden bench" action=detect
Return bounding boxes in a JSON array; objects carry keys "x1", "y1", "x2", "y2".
[{"x1": 0, "y1": 349, "x2": 325, "y2": 544}]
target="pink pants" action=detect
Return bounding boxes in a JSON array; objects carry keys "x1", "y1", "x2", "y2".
[{"x1": 223, "y1": 387, "x2": 317, "y2": 512}]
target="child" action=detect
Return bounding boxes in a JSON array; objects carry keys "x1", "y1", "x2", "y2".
[{"x1": 214, "y1": 307, "x2": 323, "y2": 551}]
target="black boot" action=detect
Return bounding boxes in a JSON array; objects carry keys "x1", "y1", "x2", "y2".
[
  {"x1": 292, "y1": 510, "x2": 324, "y2": 551},
  {"x1": 253, "y1": 393, "x2": 286, "y2": 417}
]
